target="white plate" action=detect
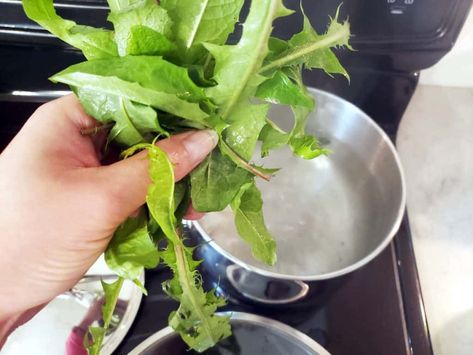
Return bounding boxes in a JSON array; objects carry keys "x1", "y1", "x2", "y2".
[{"x1": 3, "y1": 256, "x2": 143, "y2": 355}]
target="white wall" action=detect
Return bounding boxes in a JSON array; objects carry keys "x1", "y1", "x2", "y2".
[{"x1": 419, "y1": 8, "x2": 473, "y2": 88}]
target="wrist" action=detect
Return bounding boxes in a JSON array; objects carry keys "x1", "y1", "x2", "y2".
[
  {"x1": 0, "y1": 312, "x2": 21, "y2": 348},
  {"x1": 0, "y1": 304, "x2": 45, "y2": 348},
  {"x1": 0, "y1": 288, "x2": 26, "y2": 345}
]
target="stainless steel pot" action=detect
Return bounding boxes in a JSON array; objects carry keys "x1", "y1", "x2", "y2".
[
  {"x1": 129, "y1": 312, "x2": 330, "y2": 355},
  {"x1": 188, "y1": 87, "x2": 406, "y2": 305}
]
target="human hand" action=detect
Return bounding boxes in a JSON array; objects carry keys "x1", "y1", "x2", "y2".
[{"x1": 0, "y1": 95, "x2": 217, "y2": 342}]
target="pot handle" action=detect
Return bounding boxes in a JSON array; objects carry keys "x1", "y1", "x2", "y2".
[{"x1": 226, "y1": 264, "x2": 309, "y2": 305}]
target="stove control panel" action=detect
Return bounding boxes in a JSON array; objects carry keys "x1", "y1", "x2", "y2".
[
  {"x1": 272, "y1": 0, "x2": 470, "y2": 47},
  {"x1": 387, "y1": 0, "x2": 415, "y2": 16}
]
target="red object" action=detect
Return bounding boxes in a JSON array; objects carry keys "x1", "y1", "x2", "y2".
[{"x1": 65, "y1": 326, "x2": 87, "y2": 355}]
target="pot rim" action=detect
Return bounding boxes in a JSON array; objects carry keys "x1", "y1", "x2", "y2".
[
  {"x1": 192, "y1": 87, "x2": 406, "y2": 282},
  {"x1": 128, "y1": 311, "x2": 330, "y2": 355}
]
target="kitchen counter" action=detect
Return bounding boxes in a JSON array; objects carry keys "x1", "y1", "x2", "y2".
[{"x1": 397, "y1": 84, "x2": 473, "y2": 355}]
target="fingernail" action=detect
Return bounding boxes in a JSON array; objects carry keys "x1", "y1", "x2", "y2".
[{"x1": 183, "y1": 130, "x2": 219, "y2": 161}]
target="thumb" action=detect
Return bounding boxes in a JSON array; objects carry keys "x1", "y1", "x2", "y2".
[{"x1": 94, "y1": 130, "x2": 218, "y2": 224}]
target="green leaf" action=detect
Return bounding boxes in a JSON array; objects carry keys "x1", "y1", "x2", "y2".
[
  {"x1": 188, "y1": 65, "x2": 217, "y2": 88},
  {"x1": 85, "y1": 277, "x2": 124, "y2": 355},
  {"x1": 174, "y1": 180, "x2": 188, "y2": 211},
  {"x1": 256, "y1": 70, "x2": 314, "y2": 110},
  {"x1": 105, "y1": 213, "x2": 159, "y2": 281},
  {"x1": 190, "y1": 149, "x2": 251, "y2": 212},
  {"x1": 290, "y1": 135, "x2": 329, "y2": 159},
  {"x1": 255, "y1": 67, "x2": 328, "y2": 159},
  {"x1": 107, "y1": 0, "x2": 173, "y2": 56},
  {"x1": 288, "y1": 11, "x2": 349, "y2": 79},
  {"x1": 75, "y1": 87, "x2": 166, "y2": 146},
  {"x1": 84, "y1": 327, "x2": 105, "y2": 355},
  {"x1": 101, "y1": 277, "x2": 125, "y2": 328},
  {"x1": 119, "y1": 98, "x2": 167, "y2": 137},
  {"x1": 267, "y1": 37, "x2": 290, "y2": 60},
  {"x1": 161, "y1": 241, "x2": 231, "y2": 352},
  {"x1": 174, "y1": 179, "x2": 191, "y2": 221},
  {"x1": 222, "y1": 103, "x2": 268, "y2": 160},
  {"x1": 51, "y1": 57, "x2": 208, "y2": 122},
  {"x1": 203, "y1": 0, "x2": 291, "y2": 178},
  {"x1": 231, "y1": 181, "x2": 276, "y2": 265},
  {"x1": 144, "y1": 144, "x2": 230, "y2": 352},
  {"x1": 259, "y1": 119, "x2": 289, "y2": 157},
  {"x1": 54, "y1": 56, "x2": 206, "y2": 102},
  {"x1": 145, "y1": 144, "x2": 181, "y2": 244},
  {"x1": 289, "y1": 106, "x2": 329, "y2": 159},
  {"x1": 206, "y1": 0, "x2": 289, "y2": 118},
  {"x1": 161, "y1": 0, "x2": 244, "y2": 61},
  {"x1": 22, "y1": 0, "x2": 117, "y2": 59},
  {"x1": 126, "y1": 26, "x2": 176, "y2": 56},
  {"x1": 260, "y1": 8, "x2": 351, "y2": 78}
]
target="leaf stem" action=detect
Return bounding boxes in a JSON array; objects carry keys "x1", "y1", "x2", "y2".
[
  {"x1": 80, "y1": 122, "x2": 114, "y2": 136},
  {"x1": 260, "y1": 24, "x2": 350, "y2": 73},
  {"x1": 220, "y1": 0, "x2": 281, "y2": 119},
  {"x1": 185, "y1": 0, "x2": 209, "y2": 49},
  {"x1": 173, "y1": 238, "x2": 215, "y2": 342},
  {"x1": 102, "y1": 277, "x2": 124, "y2": 328},
  {"x1": 219, "y1": 141, "x2": 271, "y2": 181},
  {"x1": 86, "y1": 276, "x2": 124, "y2": 354}
]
